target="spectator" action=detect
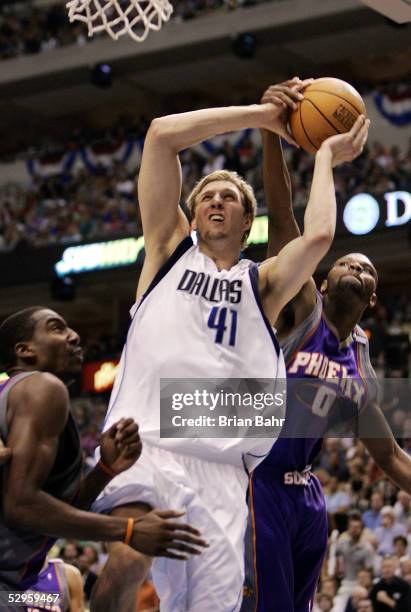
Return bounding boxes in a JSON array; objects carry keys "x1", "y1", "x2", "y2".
[
  {"x1": 60, "y1": 541, "x2": 82, "y2": 566},
  {"x1": 370, "y1": 556, "x2": 411, "y2": 612},
  {"x1": 82, "y1": 544, "x2": 102, "y2": 576},
  {"x1": 357, "y1": 568, "x2": 374, "y2": 591},
  {"x1": 321, "y1": 577, "x2": 338, "y2": 600},
  {"x1": 325, "y1": 476, "x2": 351, "y2": 514},
  {"x1": 375, "y1": 507, "x2": 406, "y2": 556},
  {"x1": 77, "y1": 552, "x2": 98, "y2": 602},
  {"x1": 393, "y1": 536, "x2": 409, "y2": 561},
  {"x1": 314, "y1": 592, "x2": 334, "y2": 612},
  {"x1": 399, "y1": 558, "x2": 411, "y2": 579},
  {"x1": 394, "y1": 491, "x2": 411, "y2": 527},
  {"x1": 345, "y1": 585, "x2": 369, "y2": 612},
  {"x1": 363, "y1": 492, "x2": 384, "y2": 531},
  {"x1": 333, "y1": 516, "x2": 376, "y2": 612}
]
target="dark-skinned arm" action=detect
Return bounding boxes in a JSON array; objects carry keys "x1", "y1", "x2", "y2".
[
  {"x1": 262, "y1": 130, "x2": 300, "y2": 257},
  {"x1": 3, "y1": 373, "x2": 208, "y2": 558},
  {"x1": 75, "y1": 418, "x2": 142, "y2": 511},
  {"x1": 261, "y1": 80, "x2": 317, "y2": 327},
  {"x1": 74, "y1": 465, "x2": 113, "y2": 511},
  {"x1": 360, "y1": 401, "x2": 411, "y2": 494},
  {"x1": 4, "y1": 373, "x2": 131, "y2": 541}
]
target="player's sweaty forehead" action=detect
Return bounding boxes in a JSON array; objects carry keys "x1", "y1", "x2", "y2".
[
  {"x1": 334, "y1": 254, "x2": 378, "y2": 280},
  {"x1": 197, "y1": 180, "x2": 242, "y2": 203},
  {"x1": 32, "y1": 309, "x2": 68, "y2": 332}
]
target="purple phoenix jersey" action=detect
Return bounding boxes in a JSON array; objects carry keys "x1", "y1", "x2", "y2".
[
  {"x1": 242, "y1": 293, "x2": 377, "y2": 612},
  {"x1": 25, "y1": 559, "x2": 70, "y2": 612}
]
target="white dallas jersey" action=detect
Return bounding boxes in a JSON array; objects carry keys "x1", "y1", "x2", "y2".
[{"x1": 104, "y1": 236, "x2": 286, "y2": 468}]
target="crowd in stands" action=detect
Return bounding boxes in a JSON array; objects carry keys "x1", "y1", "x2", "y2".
[
  {"x1": 0, "y1": 0, "x2": 272, "y2": 61},
  {"x1": 0, "y1": 125, "x2": 410, "y2": 252}
]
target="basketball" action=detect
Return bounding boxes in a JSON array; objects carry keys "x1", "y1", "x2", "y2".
[{"x1": 290, "y1": 77, "x2": 366, "y2": 154}]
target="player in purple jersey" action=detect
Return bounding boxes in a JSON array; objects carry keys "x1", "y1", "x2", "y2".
[
  {"x1": 0, "y1": 306, "x2": 206, "y2": 602},
  {"x1": 241, "y1": 79, "x2": 411, "y2": 612},
  {"x1": 25, "y1": 558, "x2": 83, "y2": 612}
]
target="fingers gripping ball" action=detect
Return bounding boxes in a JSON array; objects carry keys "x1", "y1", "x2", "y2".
[{"x1": 290, "y1": 78, "x2": 366, "y2": 154}]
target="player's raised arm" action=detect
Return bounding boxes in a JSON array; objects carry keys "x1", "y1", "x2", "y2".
[
  {"x1": 261, "y1": 79, "x2": 319, "y2": 327},
  {"x1": 260, "y1": 79, "x2": 311, "y2": 256},
  {"x1": 259, "y1": 114, "x2": 370, "y2": 324},
  {"x1": 137, "y1": 103, "x2": 294, "y2": 297}
]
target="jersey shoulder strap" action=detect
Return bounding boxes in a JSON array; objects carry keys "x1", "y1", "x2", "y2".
[
  {"x1": 281, "y1": 290, "x2": 323, "y2": 365},
  {"x1": 353, "y1": 324, "x2": 380, "y2": 405},
  {"x1": 130, "y1": 234, "x2": 193, "y2": 318},
  {"x1": 0, "y1": 372, "x2": 38, "y2": 441}
]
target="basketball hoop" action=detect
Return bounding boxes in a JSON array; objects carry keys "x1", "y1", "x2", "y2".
[{"x1": 66, "y1": 0, "x2": 174, "y2": 43}]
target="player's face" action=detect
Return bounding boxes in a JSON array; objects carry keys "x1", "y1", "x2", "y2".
[
  {"x1": 16, "y1": 309, "x2": 83, "y2": 377},
  {"x1": 322, "y1": 253, "x2": 377, "y2": 307},
  {"x1": 192, "y1": 180, "x2": 251, "y2": 246}
]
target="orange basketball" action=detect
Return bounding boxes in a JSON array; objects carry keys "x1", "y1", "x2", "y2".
[{"x1": 289, "y1": 77, "x2": 366, "y2": 154}]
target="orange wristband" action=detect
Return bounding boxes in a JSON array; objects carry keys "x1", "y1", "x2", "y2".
[
  {"x1": 124, "y1": 517, "x2": 134, "y2": 545},
  {"x1": 98, "y1": 459, "x2": 118, "y2": 479}
]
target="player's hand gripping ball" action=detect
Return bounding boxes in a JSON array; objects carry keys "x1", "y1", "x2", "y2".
[{"x1": 289, "y1": 77, "x2": 366, "y2": 154}]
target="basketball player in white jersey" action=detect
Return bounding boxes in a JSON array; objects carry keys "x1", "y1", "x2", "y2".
[{"x1": 91, "y1": 91, "x2": 369, "y2": 612}]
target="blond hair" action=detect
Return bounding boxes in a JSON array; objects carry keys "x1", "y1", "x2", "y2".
[{"x1": 186, "y1": 170, "x2": 257, "y2": 247}]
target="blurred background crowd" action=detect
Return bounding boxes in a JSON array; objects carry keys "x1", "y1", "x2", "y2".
[{"x1": 0, "y1": 127, "x2": 410, "y2": 251}]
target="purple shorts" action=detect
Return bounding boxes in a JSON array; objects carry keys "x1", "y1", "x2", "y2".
[{"x1": 241, "y1": 466, "x2": 328, "y2": 612}]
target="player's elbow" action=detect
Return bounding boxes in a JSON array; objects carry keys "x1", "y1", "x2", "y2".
[
  {"x1": 3, "y1": 493, "x2": 36, "y2": 531},
  {"x1": 375, "y1": 444, "x2": 398, "y2": 474},
  {"x1": 303, "y1": 230, "x2": 334, "y2": 257},
  {"x1": 146, "y1": 117, "x2": 179, "y2": 153},
  {"x1": 147, "y1": 117, "x2": 165, "y2": 138},
  {"x1": 147, "y1": 117, "x2": 172, "y2": 142}
]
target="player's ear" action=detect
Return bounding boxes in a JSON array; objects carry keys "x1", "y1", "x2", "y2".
[
  {"x1": 369, "y1": 293, "x2": 377, "y2": 308},
  {"x1": 320, "y1": 279, "x2": 328, "y2": 294},
  {"x1": 15, "y1": 341, "x2": 36, "y2": 362},
  {"x1": 243, "y1": 213, "x2": 252, "y2": 232}
]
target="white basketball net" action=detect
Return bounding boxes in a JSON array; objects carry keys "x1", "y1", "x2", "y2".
[{"x1": 66, "y1": 0, "x2": 173, "y2": 42}]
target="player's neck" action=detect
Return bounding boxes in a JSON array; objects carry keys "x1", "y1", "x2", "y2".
[
  {"x1": 198, "y1": 238, "x2": 240, "y2": 270},
  {"x1": 323, "y1": 295, "x2": 363, "y2": 341}
]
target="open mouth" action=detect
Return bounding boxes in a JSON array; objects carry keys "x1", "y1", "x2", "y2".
[
  {"x1": 208, "y1": 214, "x2": 224, "y2": 223},
  {"x1": 71, "y1": 349, "x2": 84, "y2": 362}
]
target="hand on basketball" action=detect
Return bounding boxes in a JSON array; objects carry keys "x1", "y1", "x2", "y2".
[
  {"x1": 99, "y1": 418, "x2": 142, "y2": 474},
  {"x1": 0, "y1": 437, "x2": 11, "y2": 466},
  {"x1": 318, "y1": 114, "x2": 370, "y2": 167},
  {"x1": 130, "y1": 510, "x2": 209, "y2": 559},
  {"x1": 260, "y1": 77, "x2": 314, "y2": 146}
]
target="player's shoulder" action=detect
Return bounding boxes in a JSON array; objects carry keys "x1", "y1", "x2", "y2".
[
  {"x1": 9, "y1": 372, "x2": 69, "y2": 421},
  {"x1": 63, "y1": 561, "x2": 82, "y2": 581},
  {"x1": 14, "y1": 371, "x2": 68, "y2": 398}
]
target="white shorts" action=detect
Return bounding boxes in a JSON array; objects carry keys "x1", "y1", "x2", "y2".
[{"x1": 93, "y1": 442, "x2": 249, "y2": 612}]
